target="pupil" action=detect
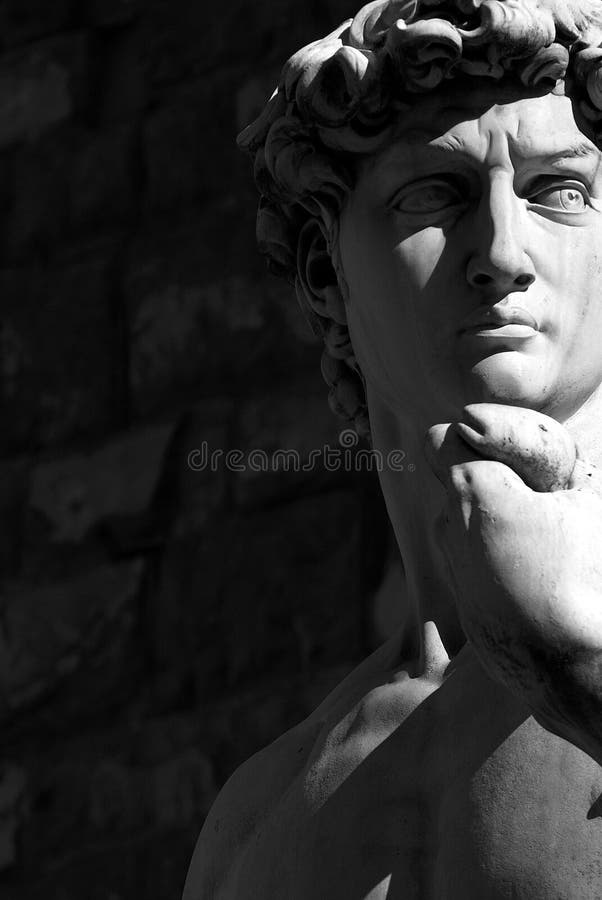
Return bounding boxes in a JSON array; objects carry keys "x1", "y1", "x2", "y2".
[
  {"x1": 425, "y1": 186, "x2": 449, "y2": 207},
  {"x1": 561, "y1": 189, "x2": 582, "y2": 209}
]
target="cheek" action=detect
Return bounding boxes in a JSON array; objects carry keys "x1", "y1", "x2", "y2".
[
  {"x1": 395, "y1": 228, "x2": 449, "y2": 292},
  {"x1": 576, "y1": 243, "x2": 602, "y2": 315},
  {"x1": 340, "y1": 215, "x2": 410, "y2": 342},
  {"x1": 396, "y1": 229, "x2": 468, "y2": 351},
  {"x1": 542, "y1": 234, "x2": 602, "y2": 333},
  {"x1": 339, "y1": 209, "x2": 461, "y2": 397}
]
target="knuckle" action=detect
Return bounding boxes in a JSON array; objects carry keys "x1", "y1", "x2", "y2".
[
  {"x1": 448, "y1": 460, "x2": 522, "y2": 524},
  {"x1": 449, "y1": 460, "x2": 504, "y2": 495}
]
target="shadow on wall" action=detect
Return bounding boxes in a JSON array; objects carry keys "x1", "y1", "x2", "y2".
[{"x1": 0, "y1": 1, "x2": 399, "y2": 898}]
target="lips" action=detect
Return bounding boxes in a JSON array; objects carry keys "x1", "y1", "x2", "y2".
[{"x1": 459, "y1": 305, "x2": 539, "y2": 336}]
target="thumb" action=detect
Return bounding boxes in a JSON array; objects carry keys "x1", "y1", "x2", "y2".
[
  {"x1": 425, "y1": 421, "x2": 482, "y2": 487},
  {"x1": 426, "y1": 421, "x2": 529, "y2": 527},
  {"x1": 456, "y1": 403, "x2": 576, "y2": 492}
]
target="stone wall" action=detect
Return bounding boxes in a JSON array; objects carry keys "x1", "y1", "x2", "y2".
[{"x1": 0, "y1": 2, "x2": 402, "y2": 897}]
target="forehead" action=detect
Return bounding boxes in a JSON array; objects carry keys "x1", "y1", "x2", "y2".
[{"x1": 361, "y1": 85, "x2": 596, "y2": 174}]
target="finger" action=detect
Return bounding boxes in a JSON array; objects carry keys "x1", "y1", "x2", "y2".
[
  {"x1": 425, "y1": 420, "x2": 526, "y2": 497},
  {"x1": 426, "y1": 422, "x2": 529, "y2": 526},
  {"x1": 425, "y1": 422, "x2": 482, "y2": 487},
  {"x1": 456, "y1": 403, "x2": 576, "y2": 492},
  {"x1": 448, "y1": 458, "x2": 530, "y2": 529}
]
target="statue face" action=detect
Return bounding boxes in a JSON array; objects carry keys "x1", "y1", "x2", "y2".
[{"x1": 339, "y1": 85, "x2": 602, "y2": 425}]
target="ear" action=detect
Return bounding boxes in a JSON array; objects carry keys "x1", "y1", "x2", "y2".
[{"x1": 296, "y1": 219, "x2": 347, "y2": 326}]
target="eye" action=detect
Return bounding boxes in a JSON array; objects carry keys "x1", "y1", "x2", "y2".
[
  {"x1": 526, "y1": 180, "x2": 589, "y2": 212},
  {"x1": 390, "y1": 177, "x2": 466, "y2": 215}
]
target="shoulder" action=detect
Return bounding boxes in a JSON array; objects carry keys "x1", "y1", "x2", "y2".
[
  {"x1": 182, "y1": 629, "x2": 413, "y2": 900},
  {"x1": 182, "y1": 711, "x2": 322, "y2": 900}
]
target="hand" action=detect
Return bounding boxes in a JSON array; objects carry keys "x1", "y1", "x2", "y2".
[{"x1": 426, "y1": 403, "x2": 602, "y2": 765}]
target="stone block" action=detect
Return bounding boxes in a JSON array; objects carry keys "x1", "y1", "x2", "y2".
[
  {"x1": 84, "y1": 726, "x2": 216, "y2": 838},
  {"x1": 233, "y1": 370, "x2": 346, "y2": 509},
  {"x1": 97, "y1": 24, "x2": 148, "y2": 123},
  {"x1": 0, "y1": 764, "x2": 28, "y2": 871},
  {"x1": 68, "y1": 125, "x2": 138, "y2": 232},
  {"x1": 0, "y1": 457, "x2": 29, "y2": 578},
  {"x1": 131, "y1": 712, "x2": 203, "y2": 766},
  {"x1": 87, "y1": 759, "x2": 136, "y2": 832},
  {"x1": 27, "y1": 422, "x2": 175, "y2": 545},
  {"x1": 86, "y1": 0, "x2": 141, "y2": 28},
  {"x1": 8, "y1": 134, "x2": 68, "y2": 257},
  {"x1": 142, "y1": 748, "x2": 216, "y2": 829},
  {"x1": 125, "y1": 221, "x2": 319, "y2": 417},
  {"x1": 143, "y1": 104, "x2": 205, "y2": 211},
  {"x1": 8, "y1": 715, "x2": 217, "y2": 895},
  {"x1": 0, "y1": 0, "x2": 76, "y2": 48},
  {"x1": 143, "y1": 0, "x2": 323, "y2": 89},
  {"x1": 124, "y1": 228, "x2": 205, "y2": 417},
  {"x1": 18, "y1": 717, "x2": 216, "y2": 863},
  {"x1": 220, "y1": 490, "x2": 364, "y2": 685},
  {"x1": 0, "y1": 560, "x2": 144, "y2": 722},
  {"x1": 0, "y1": 251, "x2": 122, "y2": 454},
  {"x1": 149, "y1": 528, "x2": 226, "y2": 686},
  {"x1": 0, "y1": 33, "x2": 89, "y2": 149},
  {"x1": 124, "y1": 230, "x2": 252, "y2": 412},
  {"x1": 21, "y1": 756, "x2": 89, "y2": 865},
  {"x1": 126, "y1": 276, "x2": 208, "y2": 417},
  {"x1": 156, "y1": 399, "x2": 231, "y2": 539},
  {"x1": 0, "y1": 147, "x2": 14, "y2": 243},
  {"x1": 143, "y1": 69, "x2": 244, "y2": 208}
]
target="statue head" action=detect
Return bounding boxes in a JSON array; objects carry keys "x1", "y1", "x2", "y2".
[{"x1": 238, "y1": 0, "x2": 602, "y2": 438}]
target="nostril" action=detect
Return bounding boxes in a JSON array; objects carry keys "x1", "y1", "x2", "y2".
[
  {"x1": 472, "y1": 273, "x2": 491, "y2": 286},
  {"x1": 514, "y1": 273, "x2": 533, "y2": 287}
]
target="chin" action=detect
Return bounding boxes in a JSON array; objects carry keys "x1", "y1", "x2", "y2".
[{"x1": 458, "y1": 351, "x2": 552, "y2": 412}]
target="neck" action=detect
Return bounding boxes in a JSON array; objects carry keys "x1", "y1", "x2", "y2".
[
  {"x1": 563, "y1": 384, "x2": 602, "y2": 465},
  {"x1": 370, "y1": 385, "x2": 602, "y2": 660}
]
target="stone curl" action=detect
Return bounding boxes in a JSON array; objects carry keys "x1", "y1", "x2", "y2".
[{"x1": 238, "y1": 0, "x2": 602, "y2": 437}]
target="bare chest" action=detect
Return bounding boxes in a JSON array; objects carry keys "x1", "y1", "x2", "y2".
[
  {"x1": 236, "y1": 667, "x2": 602, "y2": 899},
  {"x1": 432, "y1": 716, "x2": 602, "y2": 899}
]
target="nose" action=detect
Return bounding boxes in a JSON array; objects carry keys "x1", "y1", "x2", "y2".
[{"x1": 466, "y1": 172, "x2": 536, "y2": 295}]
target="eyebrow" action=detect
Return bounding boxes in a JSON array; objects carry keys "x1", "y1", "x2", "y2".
[
  {"x1": 363, "y1": 135, "x2": 465, "y2": 175},
  {"x1": 362, "y1": 133, "x2": 602, "y2": 188},
  {"x1": 515, "y1": 141, "x2": 600, "y2": 164},
  {"x1": 371, "y1": 137, "x2": 601, "y2": 173},
  {"x1": 421, "y1": 136, "x2": 599, "y2": 162}
]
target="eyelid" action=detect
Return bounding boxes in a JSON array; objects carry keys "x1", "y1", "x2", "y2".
[
  {"x1": 523, "y1": 178, "x2": 602, "y2": 221},
  {"x1": 386, "y1": 174, "x2": 469, "y2": 210},
  {"x1": 521, "y1": 175, "x2": 590, "y2": 199}
]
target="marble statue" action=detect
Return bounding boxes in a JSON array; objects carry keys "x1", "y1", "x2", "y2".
[{"x1": 184, "y1": 0, "x2": 602, "y2": 895}]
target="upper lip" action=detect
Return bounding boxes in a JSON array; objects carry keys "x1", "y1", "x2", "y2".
[{"x1": 459, "y1": 305, "x2": 539, "y2": 334}]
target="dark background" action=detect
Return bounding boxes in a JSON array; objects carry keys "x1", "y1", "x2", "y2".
[{"x1": 0, "y1": 1, "x2": 402, "y2": 897}]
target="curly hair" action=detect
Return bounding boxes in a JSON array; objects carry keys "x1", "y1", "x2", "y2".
[{"x1": 237, "y1": 0, "x2": 602, "y2": 438}]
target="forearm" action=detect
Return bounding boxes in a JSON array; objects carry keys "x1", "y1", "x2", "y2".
[
  {"x1": 466, "y1": 605, "x2": 602, "y2": 768},
  {"x1": 528, "y1": 644, "x2": 602, "y2": 768}
]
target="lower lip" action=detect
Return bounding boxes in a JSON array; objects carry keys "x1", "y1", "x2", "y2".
[{"x1": 460, "y1": 324, "x2": 539, "y2": 340}]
